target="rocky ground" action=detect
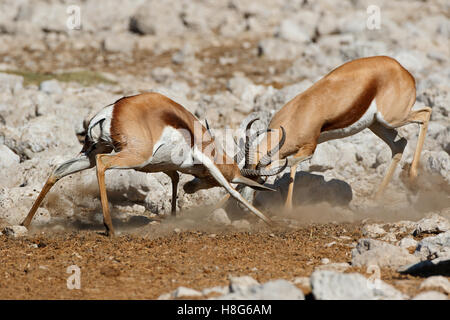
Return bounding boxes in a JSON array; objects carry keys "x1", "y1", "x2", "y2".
[{"x1": 0, "y1": 0, "x2": 449, "y2": 299}]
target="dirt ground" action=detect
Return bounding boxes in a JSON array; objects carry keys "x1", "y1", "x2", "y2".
[
  {"x1": 1, "y1": 218, "x2": 444, "y2": 300},
  {"x1": 0, "y1": 3, "x2": 448, "y2": 300}
]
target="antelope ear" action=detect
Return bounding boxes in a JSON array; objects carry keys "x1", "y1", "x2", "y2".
[{"x1": 232, "y1": 176, "x2": 276, "y2": 192}]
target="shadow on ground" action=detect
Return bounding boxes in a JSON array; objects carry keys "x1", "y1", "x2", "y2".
[
  {"x1": 256, "y1": 171, "x2": 353, "y2": 208},
  {"x1": 222, "y1": 171, "x2": 353, "y2": 221}
]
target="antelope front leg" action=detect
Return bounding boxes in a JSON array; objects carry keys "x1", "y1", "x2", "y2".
[
  {"x1": 285, "y1": 149, "x2": 314, "y2": 210},
  {"x1": 22, "y1": 154, "x2": 93, "y2": 228},
  {"x1": 21, "y1": 176, "x2": 57, "y2": 228},
  {"x1": 165, "y1": 171, "x2": 179, "y2": 216},
  {"x1": 95, "y1": 154, "x2": 115, "y2": 237},
  {"x1": 95, "y1": 152, "x2": 147, "y2": 236},
  {"x1": 285, "y1": 163, "x2": 299, "y2": 211}
]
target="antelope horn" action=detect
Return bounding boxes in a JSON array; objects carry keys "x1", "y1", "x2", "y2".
[
  {"x1": 241, "y1": 158, "x2": 288, "y2": 177},
  {"x1": 244, "y1": 118, "x2": 260, "y2": 167},
  {"x1": 205, "y1": 119, "x2": 213, "y2": 138},
  {"x1": 234, "y1": 117, "x2": 259, "y2": 164},
  {"x1": 256, "y1": 126, "x2": 286, "y2": 169},
  {"x1": 234, "y1": 129, "x2": 270, "y2": 165}
]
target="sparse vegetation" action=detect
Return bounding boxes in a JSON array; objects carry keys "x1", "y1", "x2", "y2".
[{"x1": 1, "y1": 70, "x2": 116, "y2": 87}]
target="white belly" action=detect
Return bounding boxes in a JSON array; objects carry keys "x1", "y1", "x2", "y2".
[
  {"x1": 317, "y1": 100, "x2": 378, "y2": 144},
  {"x1": 138, "y1": 126, "x2": 197, "y2": 173}
]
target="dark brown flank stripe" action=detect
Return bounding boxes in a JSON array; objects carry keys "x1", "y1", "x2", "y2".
[{"x1": 321, "y1": 80, "x2": 377, "y2": 132}]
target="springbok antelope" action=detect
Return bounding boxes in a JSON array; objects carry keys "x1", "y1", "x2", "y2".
[
  {"x1": 21, "y1": 92, "x2": 287, "y2": 236},
  {"x1": 239, "y1": 56, "x2": 432, "y2": 209}
]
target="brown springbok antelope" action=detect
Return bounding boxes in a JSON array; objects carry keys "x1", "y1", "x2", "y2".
[
  {"x1": 21, "y1": 92, "x2": 287, "y2": 236},
  {"x1": 239, "y1": 56, "x2": 432, "y2": 209}
]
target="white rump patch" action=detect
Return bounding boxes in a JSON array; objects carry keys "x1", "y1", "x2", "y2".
[{"x1": 87, "y1": 104, "x2": 114, "y2": 145}]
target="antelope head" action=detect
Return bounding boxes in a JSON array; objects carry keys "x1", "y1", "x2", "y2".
[{"x1": 183, "y1": 118, "x2": 287, "y2": 194}]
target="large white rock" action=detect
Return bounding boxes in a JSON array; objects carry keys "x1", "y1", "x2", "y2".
[
  {"x1": 227, "y1": 75, "x2": 253, "y2": 99},
  {"x1": 315, "y1": 262, "x2": 351, "y2": 273},
  {"x1": 103, "y1": 34, "x2": 136, "y2": 54},
  {"x1": 39, "y1": 79, "x2": 62, "y2": 95},
  {"x1": 257, "y1": 38, "x2": 304, "y2": 61},
  {"x1": 130, "y1": 2, "x2": 185, "y2": 36},
  {"x1": 276, "y1": 20, "x2": 311, "y2": 43},
  {"x1": 15, "y1": 2, "x2": 68, "y2": 34},
  {"x1": 413, "y1": 214, "x2": 450, "y2": 236},
  {"x1": 3, "y1": 225, "x2": 28, "y2": 238},
  {"x1": 338, "y1": 11, "x2": 367, "y2": 34},
  {"x1": 80, "y1": 170, "x2": 172, "y2": 214},
  {"x1": 0, "y1": 144, "x2": 20, "y2": 167},
  {"x1": 151, "y1": 67, "x2": 175, "y2": 83},
  {"x1": 420, "y1": 151, "x2": 450, "y2": 189},
  {"x1": 397, "y1": 237, "x2": 418, "y2": 249},
  {"x1": 310, "y1": 143, "x2": 339, "y2": 171},
  {"x1": 352, "y1": 239, "x2": 420, "y2": 268},
  {"x1": 394, "y1": 50, "x2": 430, "y2": 74},
  {"x1": 218, "y1": 278, "x2": 305, "y2": 300},
  {"x1": 158, "y1": 286, "x2": 203, "y2": 299},
  {"x1": 0, "y1": 73, "x2": 23, "y2": 93},
  {"x1": 415, "y1": 231, "x2": 450, "y2": 260},
  {"x1": 0, "y1": 144, "x2": 21, "y2": 187},
  {"x1": 229, "y1": 275, "x2": 259, "y2": 293},
  {"x1": 0, "y1": 184, "x2": 61, "y2": 225},
  {"x1": 420, "y1": 276, "x2": 450, "y2": 294},
  {"x1": 311, "y1": 270, "x2": 406, "y2": 300},
  {"x1": 362, "y1": 224, "x2": 387, "y2": 238},
  {"x1": 412, "y1": 291, "x2": 448, "y2": 300}
]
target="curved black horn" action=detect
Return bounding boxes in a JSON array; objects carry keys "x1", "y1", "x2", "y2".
[
  {"x1": 235, "y1": 129, "x2": 270, "y2": 165},
  {"x1": 205, "y1": 119, "x2": 213, "y2": 137},
  {"x1": 241, "y1": 158, "x2": 288, "y2": 177},
  {"x1": 234, "y1": 118, "x2": 259, "y2": 165},
  {"x1": 244, "y1": 118, "x2": 260, "y2": 167},
  {"x1": 256, "y1": 126, "x2": 286, "y2": 170}
]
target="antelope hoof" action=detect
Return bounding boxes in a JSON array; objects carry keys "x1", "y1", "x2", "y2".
[{"x1": 104, "y1": 226, "x2": 115, "y2": 238}]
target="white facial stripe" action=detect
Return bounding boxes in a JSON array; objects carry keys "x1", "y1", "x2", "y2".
[
  {"x1": 193, "y1": 147, "x2": 271, "y2": 224},
  {"x1": 318, "y1": 100, "x2": 378, "y2": 144}
]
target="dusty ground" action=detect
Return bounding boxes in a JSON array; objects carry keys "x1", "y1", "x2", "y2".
[
  {"x1": 1, "y1": 218, "x2": 446, "y2": 300},
  {"x1": 0, "y1": 0, "x2": 448, "y2": 300}
]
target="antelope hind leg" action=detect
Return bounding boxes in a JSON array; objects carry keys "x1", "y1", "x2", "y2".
[
  {"x1": 369, "y1": 122, "x2": 407, "y2": 199},
  {"x1": 407, "y1": 107, "x2": 432, "y2": 182}
]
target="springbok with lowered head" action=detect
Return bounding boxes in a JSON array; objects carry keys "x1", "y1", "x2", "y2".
[
  {"x1": 21, "y1": 92, "x2": 287, "y2": 236},
  {"x1": 239, "y1": 56, "x2": 432, "y2": 209}
]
